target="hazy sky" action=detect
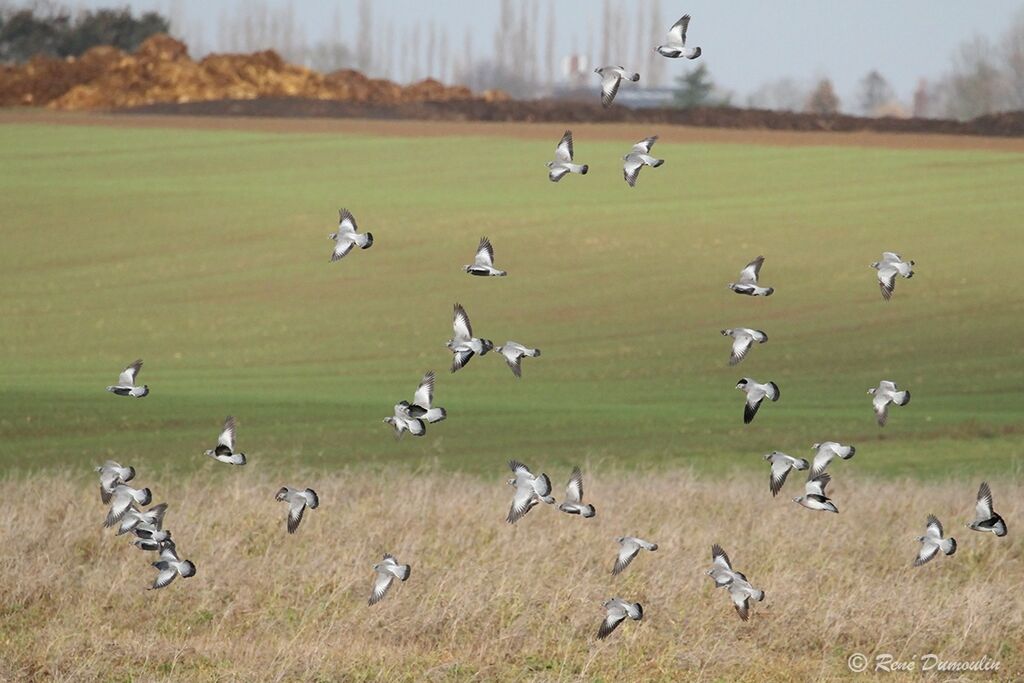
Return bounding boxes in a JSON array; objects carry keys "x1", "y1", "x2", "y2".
[{"x1": 63, "y1": 0, "x2": 1024, "y2": 105}]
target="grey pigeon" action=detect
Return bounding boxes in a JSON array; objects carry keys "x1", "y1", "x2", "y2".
[
  {"x1": 447, "y1": 303, "x2": 493, "y2": 373},
  {"x1": 656, "y1": 15, "x2": 702, "y2": 59},
  {"x1": 275, "y1": 487, "x2": 319, "y2": 534},
  {"x1": 871, "y1": 251, "x2": 914, "y2": 301},
  {"x1": 383, "y1": 401, "x2": 426, "y2": 439},
  {"x1": 106, "y1": 359, "x2": 148, "y2": 397},
  {"x1": 868, "y1": 380, "x2": 910, "y2": 426},
  {"x1": 728, "y1": 256, "x2": 774, "y2": 296},
  {"x1": 329, "y1": 208, "x2": 373, "y2": 262},
  {"x1": 721, "y1": 328, "x2": 767, "y2": 366},
  {"x1": 809, "y1": 442, "x2": 856, "y2": 477},
  {"x1": 116, "y1": 502, "x2": 167, "y2": 536},
  {"x1": 464, "y1": 237, "x2": 507, "y2": 276},
  {"x1": 104, "y1": 484, "x2": 152, "y2": 527},
  {"x1": 548, "y1": 130, "x2": 588, "y2": 181},
  {"x1": 204, "y1": 416, "x2": 246, "y2": 465},
  {"x1": 369, "y1": 553, "x2": 411, "y2": 605},
  {"x1": 558, "y1": 466, "x2": 596, "y2": 517},
  {"x1": 612, "y1": 536, "x2": 658, "y2": 575},
  {"x1": 149, "y1": 539, "x2": 195, "y2": 590},
  {"x1": 793, "y1": 473, "x2": 838, "y2": 513},
  {"x1": 622, "y1": 136, "x2": 663, "y2": 187},
  {"x1": 735, "y1": 377, "x2": 780, "y2": 424},
  {"x1": 96, "y1": 460, "x2": 135, "y2": 503},
  {"x1": 597, "y1": 598, "x2": 643, "y2": 639},
  {"x1": 405, "y1": 371, "x2": 447, "y2": 424},
  {"x1": 914, "y1": 515, "x2": 957, "y2": 566},
  {"x1": 496, "y1": 341, "x2": 540, "y2": 378},
  {"x1": 595, "y1": 66, "x2": 639, "y2": 108},
  {"x1": 704, "y1": 545, "x2": 764, "y2": 621},
  {"x1": 506, "y1": 460, "x2": 555, "y2": 524},
  {"x1": 967, "y1": 482, "x2": 1007, "y2": 537}
]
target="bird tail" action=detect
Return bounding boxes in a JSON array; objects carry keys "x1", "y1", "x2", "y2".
[
  {"x1": 137, "y1": 488, "x2": 152, "y2": 506},
  {"x1": 424, "y1": 407, "x2": 447, "y2": 423},
  {"x1": 763, "y1": 287, "x2": 775, "y2": 296},
  {"x1": 580, "y1": 164, "x2": 589, "y2": 175},
  {"x1": 841, "y1": 446, "x2": 856, "y2": 459},
  {"x1": 305, "y1": 489, "x2": 319, "y2": 509},
  {"x1": 797, "y1": 458, "x2": 809, "y2": 470},
  {"x1": 629, "y1": 603, "x2": 643, "y2": 619},
  {"x1": 824, "y1": 501, "x2": 839, "y2": 514},
  {"x1": 688, "y1": 47, "x2": 702, "y2": 60},
  {"x1": 942, "y1": 537, "x2": 957, "y2": 556},
  {"x1": 480, "y1": 339, "x2": 494, "y2": 354},
  {"x1": 398, "y1": 564, "x2": 411, "y2": 581},
  {"x1": 650, "y1": 158, "x2": 665, "y2": 167},
  {"x1": 896, "y1": 390, "x2": 910, "y2": 406},
  {"x1": 753, "y1": 589, "x2": 765, "y2": 602},
  {"x1": 582, "y1": 504, "x2": 596, "y2": 518},
  {"x1": 629, "y1": 72, "x2": 640, "y2": 82},
  {"x1": 358, "y1": 232, "x2": 373, "y2": 249},
  {"x1": 526, "y1": 348, "x2": 541, "y2": 358}
]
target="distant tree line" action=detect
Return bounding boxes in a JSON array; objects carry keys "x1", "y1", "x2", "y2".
[{"x1": 0, "y1": 5, "x2": 168, "y2": 63}]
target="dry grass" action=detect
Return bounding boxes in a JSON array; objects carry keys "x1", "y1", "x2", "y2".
[{"x1": 0, "y1": 468, "x2": 1021, "y2": 682}]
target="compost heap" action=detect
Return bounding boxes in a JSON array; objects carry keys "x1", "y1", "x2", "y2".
[{"x1": 0, "y1": 34, "x2": 505, "y2": 110}]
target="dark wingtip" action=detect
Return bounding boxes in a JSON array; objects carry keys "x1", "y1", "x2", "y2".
[{"x1": 580, "y1": 165, "x2": 588, "y2": 175}]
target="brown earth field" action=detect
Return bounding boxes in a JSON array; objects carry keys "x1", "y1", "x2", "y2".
[{"x1": 4, "y1": 107, "x2": 1024, "y2": 154}]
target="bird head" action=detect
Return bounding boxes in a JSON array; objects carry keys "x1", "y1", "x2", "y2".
[
  {"x1": 274, "y1": 487, "x2": 289, "y2": 501},
  {"x1": 870, "y1": 262, "x2": 879, "y2": 269},
  {"x1": 593, "y1": 68, "x2": 601, "y2": 74},
  {"x1": 811, "y1": 443, "x2": 820, "y2": 450},
  {"x1": 506, "y1": 477, "x2": 517, "y2": 487},
  {"x1": 792, "y1": 496, "x2": 802, "y2": 503},
  {"x1": 720, "y1": 329, "x2": 731, "y2": 336},
  {"x1": 735, "y1": 378, "x2": 750, "y2": 390},
  {"x1": 445, "y1": 340, "x2": 455, "y2": 350},
  {"x1": 867, "y1": 388, "x2": 877, "y2": 395},
  {"x1": 762, "y1": 452, "x2": 773, "y2": 461}
]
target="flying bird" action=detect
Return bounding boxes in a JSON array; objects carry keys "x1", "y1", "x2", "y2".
[
  {"x1": 496, "y1": 341, "x2": 541, "y2": 378},
  {"x1": 116, "y1": 502, "x2": 168, "y2": 537},
  {"x1": 793, "y1": 473, "x2": 838, "y2": 513},
  {"x1": 558, "y1": 466, "x2": 596, "y2": 517},
  {"x1": 149, "y1": 540, "x2": 196, "y2": 590},
  {"x1": 369, "y1": 553, "x2": 411, "y2": 605},
  {"x1": 547, "y1": 130, "x2": 588, "y2": 181},
  {"x1": 204, "y1": 416, "x2": 246, "y2": 465},
  {"x1": 597, "y1": 598, "x2": 643, "y2": 640},
  {"x1": 383, "y1": 402, "x2": 426, "y2": 438},
  {"x1": 612, "y1": 536, "x2": 658, "y2": 575},
  {"x1": 967, "y1": 482, "x2": 1007, "y2": 537},
  {"x1": 720, "y1": 328, "x2": 767, "y2": 366},
  {"x1": 447, "y1": 303, "x2": 493, "y2": 373},
  {"x1": 405, "y1": 371, "x2": 447, "y2": 424},
  {"x1": 594, "y1": 66, "x2": 639, "y2": 108},
  {"x1": 106, "y1": 359, "x2": 148, "y2": 397},
  {"x1": 132, "y1": 526, "x2": 172, "y2": 551},
  {"x1": 96, "y1": 460, "x2": 135, "y2": 503},
  {"x1": 728, "y1": 256, "x2": 774, "y2": 296},
  {"x1": 655, "y1": 14, "x2": 702, "y2": 59},
  {"x1": 704, "y1": 545, "x2": 764, "y2": 621},
  {"x1": 809, "y1": 442, "x2": 856, "y2": 478},
  {"x1": 914, "y1": 515, "x2": 957, "y2": 566},
  {"x1": 622, "y1": 136, "x2": 664, "y2": 187},
  {"x1": 871, "y1": 252, "x2": 914, "y2": 300},
  {"x1": 275, "y1": 487, "x2": 319, "y2": 534},
  {"x1": 104, "y1": 484, "x2": 152, "y2": 527},
  {"x1": 868, "y1": 380, "x2": 911, "y2": 427},
  {"x1": 705, "y1": 544, "x2": 740, "y2": 588},
  {"x1": 506, "y1": 460, "x2": 555, "y2": 524},
  {"x1": 735, "y1": 377, "x2": 780, "y2": 424},
  {"x1": 329, "y1": 208, "x2": 373, "y2": 262},
  {"x1": 464, "y1": 237, "x2": 507, "y2": 277},
  {"x1": 763, "y1": 451, "x2": 809, "y2": 497}
]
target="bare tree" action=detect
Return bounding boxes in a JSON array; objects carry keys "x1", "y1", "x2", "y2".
[
  {"x1": 805, "y1": 78, "x2": 840, "y2": 115},
  {"x1": 1001, "y1": 8, "x2": 1024, "y2": 108},
  {"x1": 940, "y1": 36, "x2": 1005, "y2": 119},
  {"x1": 857, "y1": 69, "x2": 895, "y2": 116}
]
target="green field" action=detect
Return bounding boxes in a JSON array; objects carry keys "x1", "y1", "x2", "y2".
[{"x1": 2, "y1": 120, "x2": 1022, "y2": 479}]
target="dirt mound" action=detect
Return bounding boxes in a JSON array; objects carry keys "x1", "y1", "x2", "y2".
[
  {"x1": 0, "y1": 34, "x2": 488, "y2": 110},
  {"x1": 121, "y1": 97, "x2": 1024, "y2": 138}
]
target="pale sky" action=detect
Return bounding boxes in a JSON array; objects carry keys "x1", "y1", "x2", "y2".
[{"x1": 59, "y1": 0, "x2": 1024, "y2": 108}]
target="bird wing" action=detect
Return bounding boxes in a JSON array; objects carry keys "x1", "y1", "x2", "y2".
[
  {"x1": 150, "y1": 566, "x2": 178, "y2": 590},
  {"x1": 873, "y1": 393, "x2": 891, "y2": 426},
  {"x1": 877, "y1": 265, "x2": 898, "y2": 300},
  {"x1": 612, "y1": 541, "x2": 640, "y2": 575},
  {"x1": 564, "y1": 466, "x2": 584, "y2": 504},
  {"x1": 728, "y1": 582, "x2": 751, "y2": 621},
  {"x1": 104, "y1": 489, "x2": 135, "y2": 527},
  {"x1": 452, "y1": 303, "x2": 473, "y2": 340},
  {"x1": 413, "y1": 371, "x2": 435, "y2": 409},
  {"x1": 474, "y1": 237, "x2": 495, "y2": 268},
  {"x1": 217, "y1": 416, "x2": 236, "y2": 451},
  {"x1": 879, "y1": 380, "x2": 897, "y2": 392},
  {"x1": 925, "y1": 514, "x2": 944, "y2": 540},
  {"x1": 730, "y1": 335, "x2": 754, "y2": 365},
  {"x1": 597, "y1": 607, "x2": 627, "y2": 639},
  {"x1": 548, "y1": 165, "x2": 570, "y2": 182},
  {"x1": 711, "y1": 544, "x2": 732, "y2": 571},
  {"x1": 914, "y1": 540, "x2": 940, "y2": 566},
  {"x1": 769, "y1": 456, "x2": 794, "y2": 497},
  {"x1": 507, "y1": 484, "x2": 537, "y2": 524},
  {"x1": 555, "y1": 130, "x2": 574, "y2": 162},
  {"x1": 600, "y1": 73, "x2": 622, "y2": 108},
  {"x1": 118, "y1": 360, "x2": 143, "y2": 387},
  {"x1": 881, "y1": 251, "x2": 902, "y2": 263},
  {"x1": 623, "y1": 156, "x2": 644, "y2": 187},
  {"x1": 501, "y1": 347, "x2": 523, "y2": 377},
  {"x1": 805, "y1": 473, "x2": 831, "y2": 497},
  {"x1": 369, "y1": 570, "x2": 395, "y2": 605},
  {"x1": 531, "y1": 472, "x2": 553, "y2": 497},
  {"x1": 738, "y1": 256, "x2": 764, "y2": 285},
  {"x1": 667, "y1": 14, "x2": 690, "y2": 47},
  {"x1": 451, "y1": 349, "x2": 474, "y2": 373},
  {"x1": 338, "y1": 208, "x2": 358, "y2": 235},
  {"x1": 632, "y1": 136, "x2": 658, "y2": 154},
  {"x1": 509, "y1": 460, "x2": 534, "y2": 479},
  {"x1": 976, "y1": 482, "x2": 994, "y2": 520},
  {"x1": 331, "y1": 238, "x2": 355, "y2": 262},
  {"x1": 287, "y1": 501, "x2": 307, "y2": 534},
  {"x1": 810, "y1": 450, "x2": 834, "y2": 478}
]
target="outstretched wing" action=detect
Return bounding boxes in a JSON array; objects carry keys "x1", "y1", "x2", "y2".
[
  {"x1": 667, "y1": 14, "x2": 690, "y2": 47},
  {"x1": 474, "y1": 237, "x2": 495, "y2": 268},
  {"x1": 452, "y1": 303, "x2": 473, "y2": 340},
  {"x1": 623, "y1": 157, "x2": 643, "y2": 187},
  {"x1": 369, "y1": 570, "x2": 395, "y2": 605},
  {"x1": 287, "y1": 501, "x2": 307, "y2": 534},
  {"x1": 711, "y1": 543, "x2": 732, "y2": 571},
  {"x1": 217, "y1": 416, "x2": 236, "y2": 451},
  {"x1": 600, "y1": 73, "x2": 622, "y2": 108},
  {"x1": 555, "y1": 130, "x2": 574, "y2": 162},
  {"x1": 925, "y1": 514, "x2": 944, "y2": 540},
  {"x1": 612, "y1": 543, "x2": 640, "y2": 575},
  {"x1": 769, "y1": 456, "x2": 793, "y2": 497},
  {"x1": 564, "y1": 466, "x2": 584, "y2": 504},
  {"x1": 331, "y1": 238, "x2": 355, "y2": 262},
  {"x1": 338, "y1": 208, "x2": 358, "y2": 235},
  {"x1": 632, "y1": 136, "x2": 658, "y2": 154},
  {"x1": 975, "y1": 482, "x2": 994, "y2": 520},
  {"x1": 805, "y1": 473, "x2": 831, "y2": 497},
  {"x1": 549, "y1": 165, "x2": 570, "y2": 182},
  {"x1": 730, "y1": 335, "x2": 753, "y2": 366},
  {"x1": 118, "y1": 360, "x2": 143, "y2": 387},
  {"x1": 413, "y1": 371, "x2": 435, "y2": 409},
  {"x1": 597, "y1": 608, "x2": 627, "y2": 639},
  {"x1": 738, "y1": 256, "x2": 764, "y2": 285}
]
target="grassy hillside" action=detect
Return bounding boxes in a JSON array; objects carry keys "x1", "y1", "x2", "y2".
[{"x1": 1, "y1": 121, "x2": 1022, "y2": 478}]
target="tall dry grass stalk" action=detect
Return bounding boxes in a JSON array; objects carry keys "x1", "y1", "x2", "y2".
[{"x1": 0, "y1": 468, "x2": 1020, "y2": 682}]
